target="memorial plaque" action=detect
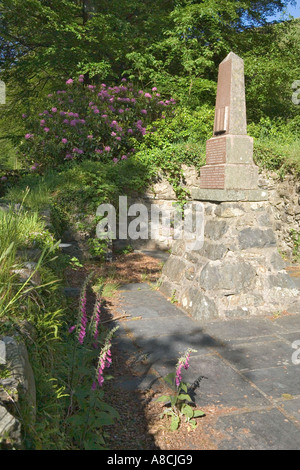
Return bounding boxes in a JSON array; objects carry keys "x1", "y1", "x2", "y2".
[
  {"x1": 206, "y1": 137, "x2": 226, "y2": 165},
  {"x1": 199, "y1": 165, "x2": 225, "y2": 189},
  {"x1": 214, "y1": 106, "x2": 229, "y2": 134}
]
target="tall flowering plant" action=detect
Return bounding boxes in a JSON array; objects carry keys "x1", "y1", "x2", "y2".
[
  {"x1": 68, "y1": 271, "x2": 94, "y2": 345},
  {"x1": 157, "y1": 348, "x2": 205, "y2": 431},
  {"x1": 67, "y1": 274, "x2": 120, "y2": 449},
  {"x1": 92, "y1": 326, "x2": 119, "y2": 390},
  {"x1": 68, "y1": 274, "x2": 118, "y2": 389},
  {"x1": 20, "y1": 75, "x2": 176, "y2": 169}
]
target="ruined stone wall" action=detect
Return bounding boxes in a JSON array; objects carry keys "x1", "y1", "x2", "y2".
[
  {"x1": 159, "y1": 199, "x2": 299, "y2": 320},
  {"x1": 258, "y1": 170, "x2": 300, "y2": 259},
  {"x1": 121, "y1": 167, "x2": 300, "y2": 261}
]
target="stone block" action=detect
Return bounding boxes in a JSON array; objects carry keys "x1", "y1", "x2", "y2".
[
  {"x1": 162, "y1": 257, "x2": 186, "y2": 282},
  {"x1": 270, "y1": 252, "x2": 286, "y2": 271},
  {"x1": 196, "y1": 241, "x2": 228, "y2": 260},
  {"x1": 257, "y1": 212, "x2": 273, "y2": 227},
  {"x1": 238, "y1": 228, "x2": 276, "y2": 249},
  {"x1": 204, "y1": 220, "x2": 229, "y2": 240},
  {"x1": 191, "y1": 188, "x2": 268, "y2": 202},
  {"x1": 181, "y1": 287, "x2": 218, "y2": 321},
  {"x1": 268, "y1": 273, "x2": 297, "y2": 289},
  {"x1": 199, "y1": 260, "x2": 256, "y2": 293},
  {"x1": 0, "y1": 406, "x2": 21, "y2": 448},
  {"x1": 214, "y1": 203, "x2": 245, "y2": 218}
]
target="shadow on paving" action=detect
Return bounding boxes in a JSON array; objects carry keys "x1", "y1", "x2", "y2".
[
  {"x1": 96, "y1": 296, "x2": 161, "y2": 450},
  {"x1": 106, "y1": 282, "x2": 300, "y2": 450}
]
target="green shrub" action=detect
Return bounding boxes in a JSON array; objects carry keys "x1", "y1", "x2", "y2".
[
  {"x1": 138, "y1": 105, "x2": 214, "y2": 150},
  {"x1": 19, "y1": 77, "x2": 176, "y2": 169},
  {"x1": 248, "y1": 116, "x2": 300, "y2": 176}
]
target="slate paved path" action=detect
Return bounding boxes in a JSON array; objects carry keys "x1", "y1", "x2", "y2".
[{"x1": 112, "y1": 282, "x2": 300, "y2": 450}]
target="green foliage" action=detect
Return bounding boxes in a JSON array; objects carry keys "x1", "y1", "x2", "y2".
[
  {"x1": 139, "y1": 105, "x2": 214, "y2": 148},
  {"x1": 157, "y1": 349, "x2": 205, "y2": 431},
  {"x1": 290, "y1": 229, "x2": 300, "y2": 261},
  {"x1": 3, "y1": 172, "x2": 58, "y2": 211},
  {"x1": 249, "y1": 116, "x2": 300, "y2": 176},
  {"x1": 158, "y1": 373, "x2": 205, "y2": 431},
  {"x1": 0, "y1": 201, "x2": 59, "y2": 319},
  {"x1": 170, "y1": 290, "x2": 178, "y2": 304},
  {"x1": 244, "y1": 19, "x2": 300, "y2": 122},
  {"x1": 63, "y1": 281, "x2": 120, "y2": 450},
  {"x1": 0, "y1": 204, "x2": 52, "y2": 253},
  {"x1": 130, "y1": 106, "x2": 213, "y2": 201},
  {"x1": 0, "y1": 0, "x2": 298, "y2": 143},
  {"x1": 19, "y1": 77, "x2": 176, "y2": 170}
]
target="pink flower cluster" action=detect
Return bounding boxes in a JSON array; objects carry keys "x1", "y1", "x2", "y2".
[
  {"x1": 91, "y1": 325, "x2": 119, "y2": 390},
  {"x1": 78, "y1": 288, "x2": 88, "y2": 345},
  {"x1": 93, "y1": 343, "x2": 112, "y2": 389},
  {"x1": 69, "y1": 274, "x2": 92, "y2": 344},
  {"x1": 21, "y1": 75, "x2": 176, "y2": 168},
  {"x1": 175, "y1": 350, "x2": 192, "y2": 387},
  {"x1": 92, "y1": 298, "x2": 101, "y2": 348}
]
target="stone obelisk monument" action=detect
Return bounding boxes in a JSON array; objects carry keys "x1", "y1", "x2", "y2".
[
  {"x1": 192, "y1": 52, "x2": 266, "y2": 201},
  {"x1": 159, "y1": 52, "x2": 299, "y2": 320}
]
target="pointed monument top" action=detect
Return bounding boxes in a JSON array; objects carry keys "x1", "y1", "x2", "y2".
[
  {"x1": 213, "y1": 51, "x2": 247, "y2": 136},
  {"x1": 220, "y1": 51, "x2": 243, "y2": 64}
]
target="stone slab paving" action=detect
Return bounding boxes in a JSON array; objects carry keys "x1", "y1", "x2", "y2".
[{"x1": 113, "y1": 282, "x2": 300, "y2": 450}]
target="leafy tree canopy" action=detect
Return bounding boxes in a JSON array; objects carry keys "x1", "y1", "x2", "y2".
[{"x1": 0, "y1": 0, "x2": 298, "y2": 131}]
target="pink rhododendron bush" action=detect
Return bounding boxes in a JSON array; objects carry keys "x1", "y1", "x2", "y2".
[{"x1": 21, "y1": 76, "x2": 176, "y2": 170}]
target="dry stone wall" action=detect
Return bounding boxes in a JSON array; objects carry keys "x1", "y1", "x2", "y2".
[
  {"x1": 124, "y1": 165, "x2": 300, "y2": 320},
  {"x1": 258, "y1": 170, "x2": 300, "y2": 259},
  {"x1": 119, "y1": 166, "x2": 300, "y2": 261},
  {"x1": 159, "y1": 199, "x2": 299, "y2": 320}
]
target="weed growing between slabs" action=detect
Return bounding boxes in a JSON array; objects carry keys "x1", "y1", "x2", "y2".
[{"x1": 157, "y1": 349, "x2": 205, "y2": 431}]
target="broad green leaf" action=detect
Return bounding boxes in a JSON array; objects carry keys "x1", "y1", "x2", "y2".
[
  {"x1": 170, "y1": 396, "x2": 177, "y2": 407},
  {"x1": 94, "y1": 412, "x2": 116, "y2": 426},
  {"x1": 193, "y1": 409, "x2": 205, "y2": 418},
  {"x1": 66, "y1": 414, "x2": 86, "y2": 426},
  {"x1": 189, "y1": 419, "x2": 197, "y2": 429},
  {"x1": 97, "y1": 401, "x2": 120, "y2": 419},
  {"x1": 156, "y1": 395, "x2": 171, "y2": 403},
  {"x1": 177, "y1": 393, "x2": 192, "y2": 402},
  {"x1": 181, "y1": 404, "x2": 193, "y2": 418},
  {"x1": 164, "y1": 372, "x2": 175, "y2": 386},
  {"x1": 170, "y1": 415, "x2": 180, "y2": 431}
]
